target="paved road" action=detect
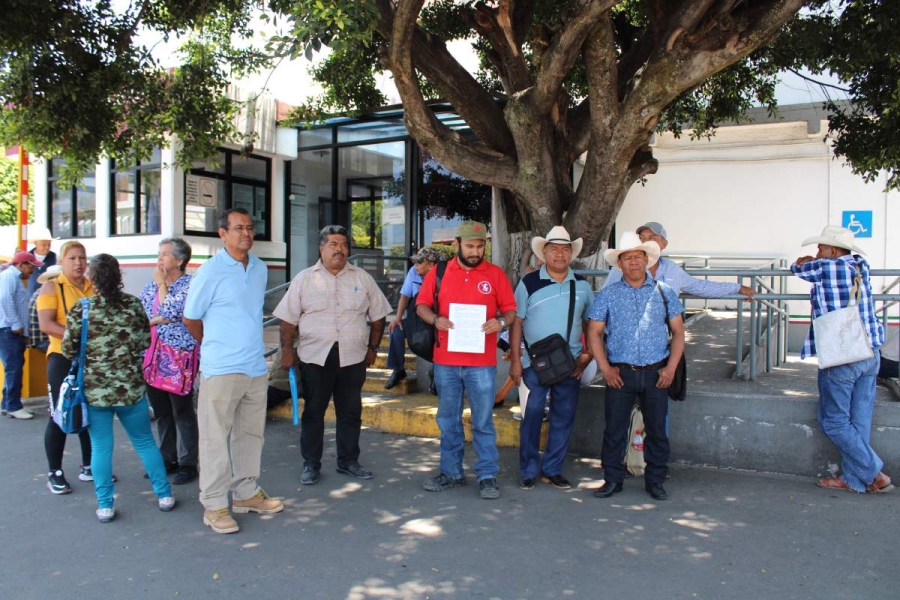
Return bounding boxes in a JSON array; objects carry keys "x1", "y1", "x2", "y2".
[{"x1": 2, "y1": 402, "x2": 897, "y2": 600}]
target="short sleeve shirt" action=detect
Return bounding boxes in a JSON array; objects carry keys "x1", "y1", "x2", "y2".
[
  {"x1": 416, "y1": 259, "x2": 516, "y2": 367},
  {"x1": 35, "y1": 274, "x2": 96, "y2": 356},
  {"x1": 589, "y1": 276, "x2": 683, "y2": 366},
  {"x1": 183, "y1": 249, "x2": 267, "y2": 377},
  {"x1": 272, "y1": 260, "x2": 392, "y2": 367},
  {"x1": 399, "y1": 266, "x2": 423, "y2": 299}
]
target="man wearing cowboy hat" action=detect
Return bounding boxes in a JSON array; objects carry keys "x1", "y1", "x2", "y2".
[
  {"x1": 508, "y1": 226, "x2": 594, "y2": 490},
  {"x1": 27, "y1": 227, "x2": 58, "y2": 296},
  {"x1": 603, "y1": 222, "x2": 755, "y2": 299},
  {"x1": 792, "y1": 226, "x2": 891, "y2": 494},
  {"x1": 0, "y1": 251, "x2": 44, "y2": 420},
  {"x1": 587, "y1": 232, "x2": 685, "y2": 501}
]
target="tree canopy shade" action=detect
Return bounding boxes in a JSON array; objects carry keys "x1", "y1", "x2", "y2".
[{"x1": 1, "y1": 1, "x2": 898, "y2": 257}]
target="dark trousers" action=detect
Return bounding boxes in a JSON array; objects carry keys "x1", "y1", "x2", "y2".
[
  {"x1": 0, "y1": 328, "x2": 26, "y2": 412},
  {"x1": 519, "y1": 366, "x2": 580, "y2": 478},
  {"x1": 386, "y1": 326, "x2": 406, "y2": 372},
  {"x1": 44, "y1": 352, "x2": 91, "y2": 471},
  {"x1": 880, "y1": 356, "x2": 898, "y2": 379},
  {"x1": 146, "y1": 385, "x2": 199, "y2": 467},
  {"x1": 601, "y1": 367, "x2": 670, "y2": 485},
  {"x1": 299, "y1": 344, "x2": 367, "y2": 470}
]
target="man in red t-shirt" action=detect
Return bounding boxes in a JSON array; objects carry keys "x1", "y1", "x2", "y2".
[{"x1": 416, "y1": 221, "x2": 516, "y2": 499}]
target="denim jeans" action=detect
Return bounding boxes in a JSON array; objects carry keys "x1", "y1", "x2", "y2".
[
  {"x1": 386, "y1": 326, "x2": 407, "y2": 372},
  {"x1": 433, "y1": 364, "x2": 499, "y2": 481},
  {"x1": 817, "y1": 351, "x2": 882, "y2": 492},
  {"x1": 602, "y1": 367, "x2": 670, "y2": 485},
  {"x1": 87, "y1": 397, "x2": 172, "y2": 509},
  {"x1": 520, "y1": 367, "x2": 580, "y2": 478},
  {"x1": 0, "y1": 328, "x2": 26, "y2": 412}
]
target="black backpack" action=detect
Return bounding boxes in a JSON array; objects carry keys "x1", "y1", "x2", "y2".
[{"x1": 402, "y1": 261, "x2": 448, "y2": 362}]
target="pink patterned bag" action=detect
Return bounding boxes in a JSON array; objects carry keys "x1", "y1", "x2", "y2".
[{"x1": 142, "y1": 293, "x2": 199, "y2": 396}]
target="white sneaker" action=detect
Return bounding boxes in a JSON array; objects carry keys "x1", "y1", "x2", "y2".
[
  {"x1": 7, "y1": 408, "x2": 34, "y2": 420},
  {"x1": 158, "y1": 496, "x2": 177, "y2": 512},
  {"x1": 96, "y1": 508, "x2": 115, "y2": 523}
]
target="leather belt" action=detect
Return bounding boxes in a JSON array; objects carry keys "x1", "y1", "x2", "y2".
[{"x1": 612, "y1": 359, "x2": 667, "y2": 371}]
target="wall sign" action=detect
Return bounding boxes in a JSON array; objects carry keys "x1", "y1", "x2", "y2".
[{"x1": 842, "y1": 211, "x2": 872, "y2": 238}]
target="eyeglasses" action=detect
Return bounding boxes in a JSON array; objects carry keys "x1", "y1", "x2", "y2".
[{"x1": 228, "y1": 225, "x2": 255, "y2": 233}]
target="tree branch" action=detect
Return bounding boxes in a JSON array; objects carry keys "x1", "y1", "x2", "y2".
[
  {"x1": 470, "y1": 1, "x2": 532, "y2": 93},
  {"x1": 531, "y1": 0, "x2": 618, "y2": 115},
  {"x1": 387, "y1": 0, "x2": 515, "y2": 187}
]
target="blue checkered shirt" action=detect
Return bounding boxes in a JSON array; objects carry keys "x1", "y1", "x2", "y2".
[{"x1": 791, "y1": 254, "x2": 884, "y2": 359}]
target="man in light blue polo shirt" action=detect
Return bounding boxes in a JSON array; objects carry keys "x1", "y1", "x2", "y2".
[
  {"x1": 183, "y1": 208, "x2": 283, "y2": 534},
  {"x1": 508, "y1": 227, "x2": 594, "y2": 491}
]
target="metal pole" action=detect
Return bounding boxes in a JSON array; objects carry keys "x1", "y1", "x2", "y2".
[
  {"x1": 749, "y1": 303, "x2": 757, "y2": 381},
  {"x1": 17, "y1": 146, "x2": 29, "y2": 250}
]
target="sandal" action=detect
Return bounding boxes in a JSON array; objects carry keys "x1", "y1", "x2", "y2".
[
  {"x1": 817, "y1": 476, "x2": 861, "y2": 493},
  {"x1": 866, "y1": 472, "x2": 894, "y2": 493}
]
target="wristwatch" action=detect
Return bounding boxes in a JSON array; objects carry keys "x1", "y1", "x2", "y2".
[
  {"x1": 498, "y1": 317, "x2": 507, "y2": 330},
  {"x1": 367, "y1": 343, "x2": 378, "y2": 352},
  {"x1": 432, "y1": 316, "x2": 441, "y2": 326}
]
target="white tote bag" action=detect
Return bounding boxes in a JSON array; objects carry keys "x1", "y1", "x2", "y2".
[{"x1": 812, "y1": 267, "x2": 874, "y2": 369}]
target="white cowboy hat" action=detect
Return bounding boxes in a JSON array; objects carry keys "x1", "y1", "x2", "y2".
[
  {"x1": 603, "y1": 231, "x2": 661, "y2": 268},
  {"x1": 37, "y1": 265, "x2": 64, "y2": 284},
  {"x1": 800, "y1": 225, "x2": 865, "y2": 255},
  {"x1": 532, "y1": 226, "x2": 583, "y2": 262},
  {"x1": 28, "y1": 227, "x2": 57, "y2": 242}
]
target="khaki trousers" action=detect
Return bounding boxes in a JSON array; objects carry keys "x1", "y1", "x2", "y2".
[{"x1": 197, "y1": 372, "x2": 268, "y2": 510}]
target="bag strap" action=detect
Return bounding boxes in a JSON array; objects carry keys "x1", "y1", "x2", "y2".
[
  {"x1": 850, "y1": 264, "x2": 863, "y2": 306},
  {"x1": 57, "y1": 281, "x2": 68, "y2": 314},
  {"x1": 524, "y1": 279, "x2": 577, "y2": 353},
  {"x1": 432, "y1": 261, "x2": 448, "y2": 348},
  {"x1": 76, "y1": 298, "x2": 89, "y2": 388},
  {"x1": 656, "y1": 284, "x2": 673, "y2": 337}
]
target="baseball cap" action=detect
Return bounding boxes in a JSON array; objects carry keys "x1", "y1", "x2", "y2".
[
  {"x1": 410, "y1": 247, "x2": 441, "y2": 263},
  {"x1": 12, "y1": 251, "x2": 44, "y2": 267},
  {"x1": 636, "y1": 221, "x2": 668, "y2": 240},
  {"x1": 457, "y1": 221, "x2": 488, "y2": 241}
]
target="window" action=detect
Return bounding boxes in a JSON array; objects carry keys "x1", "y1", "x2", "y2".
[
  {"x1": 48, "y1": 158, "x2": 96, "y2": 238},
  {"x1": 110, "y1": 149, "x2": 162, "y2": 235},
  {"x1": 184, "y1": 149, "x2": 270, "y2": 239}
]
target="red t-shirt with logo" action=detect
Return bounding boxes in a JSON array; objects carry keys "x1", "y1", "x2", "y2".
[{"x1": 416, "y1": 258, "x2": 517, "y2": 367}]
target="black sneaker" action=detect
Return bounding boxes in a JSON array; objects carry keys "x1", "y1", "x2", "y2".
[
  {"x1": 173, "y1": 465, "x2": 198, "y2": 485},
  {"x1": 423, "y1": 473, "x2": 466, "y2": 492},
  {"x1": 479, "y1": 478, "x2": 501, "y2": 499},
  {"x1": 301, "y1": 466, "x2": 320, "y2": 485},
  {"x1": 144, "y1": 462, "x2": 179, "y2": 479},
  {"x1": 82, "y1": 466, "x2": 118, "y2": 483},
  {"x1": 47, "y1": 470, "x2": 72, "y2": 495}
]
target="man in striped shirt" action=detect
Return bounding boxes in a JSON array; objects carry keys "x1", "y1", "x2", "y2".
[{"x1": 791, "y1": 226, "x2": 891, "y2": 494}]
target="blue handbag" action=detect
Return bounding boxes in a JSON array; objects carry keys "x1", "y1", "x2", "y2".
[{"x1": 52, "y1": 299, "x2": 90, "y2": 434}]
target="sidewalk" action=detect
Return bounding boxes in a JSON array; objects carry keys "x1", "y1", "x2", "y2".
[{"x1": 2, "y1": 405, "x2": 896, "y2": 600}]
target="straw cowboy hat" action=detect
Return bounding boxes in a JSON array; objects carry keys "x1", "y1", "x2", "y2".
[
  {"x1": 603, "y1": 231, "x2": 661, "y2": 268},
  {"x1": 37, "y1": 265, "x2": 64, "y2": 284},
  {"x1": 532, "y1": 226, "x2": 584, "y2": 262},
  {"x1": 800, "y1": 225, "x2": 866, "y2": 255},
  {"x1": 29, "y1": 227, "x2": 57, "y2": 242}
]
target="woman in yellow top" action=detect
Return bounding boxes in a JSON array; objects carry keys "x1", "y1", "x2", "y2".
[{"x1": 37, "y1": 241, "x2": 96, "y2": 495}]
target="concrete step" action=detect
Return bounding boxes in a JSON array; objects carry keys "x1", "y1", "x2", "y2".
[
  {"x1": 267, "y1": 390, "x2": 545, "y2": 450},
  {"x1": 364, "y1": 368, "x2": 418, "y2": 394},
  {"x1": 372, "y1": 351, "x2": 417, "y2": 371}
]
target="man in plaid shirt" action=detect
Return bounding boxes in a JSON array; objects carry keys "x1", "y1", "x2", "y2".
[{"x1": 791, "y1": 226, "x2": 890, "y2": 494}]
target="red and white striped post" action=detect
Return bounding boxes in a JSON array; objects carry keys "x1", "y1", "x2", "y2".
[{"x1": 17, "y1": 145, "x2": 28, "y2": 250}]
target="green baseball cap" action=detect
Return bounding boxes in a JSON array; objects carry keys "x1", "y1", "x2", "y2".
[{"x1": 457, "y1": 221, "x2": 488, "y2": 241}]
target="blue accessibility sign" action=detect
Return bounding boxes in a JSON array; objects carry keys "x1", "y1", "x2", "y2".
[{"x1": 842, "y1": 211, "x2": 872, "y2": 238}]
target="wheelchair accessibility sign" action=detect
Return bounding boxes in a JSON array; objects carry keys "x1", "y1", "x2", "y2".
[{"x1": 842, "y1": 211, "x2": 872, "y2": 238}]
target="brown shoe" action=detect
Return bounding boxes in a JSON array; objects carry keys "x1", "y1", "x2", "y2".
[
  {"x1": 203, "y1": 508, "x2": 239, "y2": 534},
  {"x1": 866, "y1": 472, "x2": 894, "y2": 493},
  {"x1": 232, "y1": 488, "x2": 284, "y2": 515},
  {"x1": 817, "y1": 476, "x2": 861, "y2": 493}
]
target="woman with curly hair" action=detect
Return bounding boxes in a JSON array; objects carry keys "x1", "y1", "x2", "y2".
[{"x1": 62, "y1": 253, "x2": 176, "y2": 523}]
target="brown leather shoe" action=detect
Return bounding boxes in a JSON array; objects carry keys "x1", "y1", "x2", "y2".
[
  {"x1": 232, "y1": 488, "x2": 284, "y2": 515},
  {"x1": 817, "y1": 476, "x2": 861, "y2": 493},
  {"x1": 866, "y1": 471, "x2": 894, "y2": 493},
  {"x1": 203, "y1": 508, "x2": 239, "y2": 534}
]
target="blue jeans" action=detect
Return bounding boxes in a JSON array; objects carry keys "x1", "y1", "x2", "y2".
[
  {"x1": 386, "y1": 326, "x2": 406, "y2": 372},
  {"x1": 0, "y1": 328, "x2": 26, "y2": 412},
  {"x1": 602, "y1": 367, "x2": 670, "y2": 485},
  {"x1": 817, "y1": 351, "x2": 883, "y2": 492},
  {"x1": 87, "y1": 397, "x2": 172, "y2": 509},
  {"x1": 520, "y1": 367, "x2": 580, "y2": 478},
  {"x1": 433, "y1": 364, "x2": 499, "y2": 481}
]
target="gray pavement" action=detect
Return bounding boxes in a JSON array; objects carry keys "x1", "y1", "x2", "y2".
[{"x1": 2, "y1": 402, "x2": 897, "y2": 600}]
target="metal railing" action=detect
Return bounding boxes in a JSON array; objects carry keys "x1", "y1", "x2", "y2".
[{"x1": 578, "y1": 266, "x2": 900, "y2": 381}]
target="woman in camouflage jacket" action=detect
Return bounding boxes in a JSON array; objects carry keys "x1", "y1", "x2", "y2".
[{"x1": 62, "y1": 254, "x2": 177, "y2": 523}]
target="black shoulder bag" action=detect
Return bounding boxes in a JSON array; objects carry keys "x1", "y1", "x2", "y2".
[
  {"x1": 403, "y1": 261, "x2": 448, "y2": 362},
  {"x1": 657, "y1": 285, "x2": 687, "y2": 401},
  {"x1": 524, "y1": 280, "x2": 576, "y2": 386}
]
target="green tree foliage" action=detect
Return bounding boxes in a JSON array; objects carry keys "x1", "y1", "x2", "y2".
[
  {"x1": 0, "y1": 157, "x2": 34, "y2": 227},
  {"x1": 0, "y1": 1, "x2": 896, "y2": 257}
]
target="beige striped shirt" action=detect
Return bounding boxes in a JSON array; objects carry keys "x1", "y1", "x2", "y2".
[{"x1": 273, "y1": 260, "x2": 391, "y2": 367}]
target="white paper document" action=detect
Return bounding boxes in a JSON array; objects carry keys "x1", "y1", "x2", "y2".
[{"x1": 447, "y1": 303, "x2": 487, "y2": 353}]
